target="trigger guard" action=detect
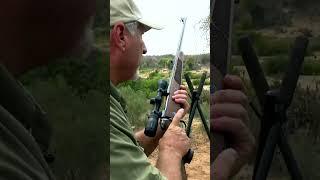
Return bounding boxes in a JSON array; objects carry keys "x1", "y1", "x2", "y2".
[{"x1": 180, "y1": 120, "x2": 187, "y2": 129}]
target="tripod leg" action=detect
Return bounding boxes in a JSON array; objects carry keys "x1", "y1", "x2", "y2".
[
  {"x1": 186, "y1": 98, "x2": 197, "y2": 137},
  {"x1": 254, "y1": 123, "x2": 281, "y2": 180},
  {"x1": 279, "y1": 131, "x2": 303, "y2": 180},
  {"x1": 196, "y1": 102, "x2": 210, "y2": 140}
]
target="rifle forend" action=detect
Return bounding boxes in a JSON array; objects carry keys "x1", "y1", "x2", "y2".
[{"x1": 161, "y1": 51, "x2": 184, "y2": 129}]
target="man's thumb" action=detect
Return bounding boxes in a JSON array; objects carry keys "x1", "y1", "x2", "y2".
[
  {"x1": 211, "y1": 148, "x2": 238, "y2": 180},
  {"x1": 171, "y1": 108, "x2": 184, "y2": 126}
]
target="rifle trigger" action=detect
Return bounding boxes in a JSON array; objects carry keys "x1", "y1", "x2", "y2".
[{"x1": 180, "y1": 120, "x2": 187, "y2": 129}]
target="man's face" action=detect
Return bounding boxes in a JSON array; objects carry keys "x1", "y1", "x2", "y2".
[{"x1": 124, "y1": 23, "x2": 147, "y2": 80}]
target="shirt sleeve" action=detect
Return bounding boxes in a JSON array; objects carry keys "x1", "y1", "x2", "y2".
[
  {"x1": 0, "y1": 105, "x2": 54, "y2": 180},
  {"x1": 110, "y1": 107, "x2": 167, "y2": 180}
]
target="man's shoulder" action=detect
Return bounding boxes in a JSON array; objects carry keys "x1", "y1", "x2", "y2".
[{"x1": 0, "y1": 105, "x2": 54, "y2": 179}]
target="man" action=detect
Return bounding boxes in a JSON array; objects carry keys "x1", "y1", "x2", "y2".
[
  {"x1": 110, "y1": 0, "x2": 191, "y2": 179},
  {"x1": 211, "y1": 75, "x2": 255, "y2": 180},
  {"x1": 0, "y1": 0, "x2": 100, "y2": 179}
]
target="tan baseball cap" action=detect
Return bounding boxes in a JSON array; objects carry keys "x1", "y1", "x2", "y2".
[{"x1": 110, "y1": 0, "x2": 163, "y2": 30}]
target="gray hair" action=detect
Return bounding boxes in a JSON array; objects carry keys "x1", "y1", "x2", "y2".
[{"x1": 124, "y1": 21, "x2": 139, "y2": 36}]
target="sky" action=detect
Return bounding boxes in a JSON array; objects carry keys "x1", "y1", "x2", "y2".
[{"x1": 135, "y1": 0, "x2": 210, "y2": 56}]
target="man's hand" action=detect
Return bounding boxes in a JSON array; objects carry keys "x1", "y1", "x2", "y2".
[
  {"x1": 211, "y1": 75, "x2": 255, "y2": 180},
  {"x1": 156, "y1": 108, "x2": 191, "y2": 180},
  {"x1": 159, "y1": 109, "x2": 190, "y2": 159},
  {"x1": 135, "y1": 85, "x2": 190, "y2": 156},
  {"x1": 172, "y1": 85, "x2": 190, "y2": 118}
]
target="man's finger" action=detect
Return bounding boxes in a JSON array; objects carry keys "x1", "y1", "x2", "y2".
[
  {"x1": 174, "y1": 98, "x2": 188, "y2": 105},
  {"x1": 211, "y1": 116, "x2": 249, "y2": 142},
  {"x1": 223, "y1": 75, "x2": 244, "y2": 91},
  {"x1": 211, "y1": 148, "x2": 239, "y2": 180},
  {"x1": 171, "y1": 108, "x2": 184, "y2": 126},
  {"x1": 180, "y1": 85, "x2": 187, "y2": 90},
  {"x1": 174, "y1": 89, "x2": 188, "y2": 95},
  {"x1": 172, "y1": 94, "x2": 188, "y2": 100},
  {"x1": 211, "y1": 104, "x2": 248, "y2": 125},
  {"x1": 211, "y1": 90, "x2": 248, "y2": 107}
]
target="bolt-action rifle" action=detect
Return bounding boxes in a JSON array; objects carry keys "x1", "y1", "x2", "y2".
[{"x1": 144, "y1": 18, "x2": 194, "y2": 170}]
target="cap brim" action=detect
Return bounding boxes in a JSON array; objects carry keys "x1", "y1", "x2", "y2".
[{"x1": 138, "y1": 18, "x2": 163, "y2": 30}]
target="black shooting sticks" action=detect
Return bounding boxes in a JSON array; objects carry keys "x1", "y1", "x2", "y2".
[
  {"x1": 238, "y1": 36, "x2": 309, "y2": 180},
  {"x1": 185, "y1": 72, "x2": 210, "y2": 140}
]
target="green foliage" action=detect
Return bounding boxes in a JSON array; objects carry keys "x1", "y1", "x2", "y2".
[
  {"x1": 158, "y1": 57, "x2": 172, "y2": 69},
  {"x1": 12, "y1": 6, "x2": 108, "y2": 179},
  {"x1": 185, "y1": 72, "x2": 202, "y2": 79},
  {"x1": 200, "y1": 89, "x2": 210, "y2": 105},
  {"x1": 148, "y1": 70, "x2": 159, "y2": 78},
  {"x1": 118, "y1": 86, "x2": 149, "y2": 128},
  {"x1": 21, "y1": 76, "x2": 105, "y2": 180},
  {"x1": 20, "y1": 49, "x2": 107, "y2": 97},
  {"x1": 140, "y1": 54, "x2": 209, "y2": 70},
  {"x1": 302, "y1": 60, "x2": 320, "y2": 75},
  {"x1": 118, "y1": 77, "x2": 164, "y2": 99},
  {"x1": 192, "y1": 79, "x2": 200, "y2": 86},
  {"x1": 18, "y1": 47, "x2": 107, "y2": 179},
  {"x1": 199, "y1": 54, "x2": 210, "y2": 65},
  {"x1": 259, "y1": 56, "x2": 320, "y2": 76},
  {"x1": 235, "y1": 13, "x2": 254, "y2": 30},
  {"x1": 262, "y1": 55, "x2": 289, "y2": 75},
  {"x1": 184, "y1": 56, "x2": 196, "y2": 71},
  {"x1": 234, "y1": 31, "x2": 292, "y2": 56},
  {"x1": 204, "y1": 79, "x2": 210, "y2": 85},
  {"x1": 193, "y1": 101, "x2": 210, "y2": 121},
  {"x1": 308, "y1": 36, "x2": 320, "y2": 55}
]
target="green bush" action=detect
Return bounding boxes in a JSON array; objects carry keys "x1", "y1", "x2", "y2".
[
  {"x1": 200, "y1": 89, "x2": 210, "y2": 104},
  {"x1": 302, "y1": 60, "x2": 320, "y2": 75},
  {"x1": 193, "y1": 101, "x2": 210, "y2": 122},
  {"x1": 308, "y1": 36, "x2": 320, "y2": 55},
  {"x1": 259, "y1": 56, "x2": 320, "y2": 76},
  {"x1": 233, "y1": 31, "x2": 292, "y2": 56},
  {"x1": 118, "y1": 86, "x2": 149, "y2": 128},
  {"x1": 118, "y1": 73, "x2": 170, "y2": 99},
  {"x1": 148, "y1": 70, "x2": 160, "y2": 79},
  {"x1": 22, "y1": 77, "x2": 105, "y2": 180},
  {"x1": 192, "y1": 79, "x2": 200, "y2": 86},
  {"x1": 204, "y1": 79, "x2": 210, "y2": 86},
  {"x1": 262, "y1": 55, "x2": 289, "y2": 75},
  {"x1": 20, "y1": 49, "x2": 107, "y2": 96},
  {"x1": 235, "y1": 13, "x2": 254, "y2": 30},
  {"x1": 188, "y1": 72, "x2": 203, "y2": 79}
]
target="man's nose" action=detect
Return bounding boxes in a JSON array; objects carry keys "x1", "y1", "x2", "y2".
[{"x1": 142, "y1": 42, "x2": 147, "y2": 54}]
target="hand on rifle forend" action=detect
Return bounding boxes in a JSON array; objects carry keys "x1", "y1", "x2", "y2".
[
  {"x1": 172, "y1": 85, "x2": 190, "y2": 118},
  {"x1": 211, "y1": 75, "x2": 255, "y2": 180}
]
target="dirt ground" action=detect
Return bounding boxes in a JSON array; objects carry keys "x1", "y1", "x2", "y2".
[{"x1": 148, "y1": 120, "x2": 210, "y2": 180}]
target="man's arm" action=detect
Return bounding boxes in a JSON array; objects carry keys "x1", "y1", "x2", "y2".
[
  {"x1": 135, "y1": 123, "x2": 165, "y2": 156},
  {"x1": 155, "y1": 109, "x2": 190, "y2": 180}
]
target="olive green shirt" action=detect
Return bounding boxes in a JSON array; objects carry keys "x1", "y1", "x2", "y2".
[
  {"x1": 110, "y1": 82, "x2": 166, "y2": 180},
  {"x1": 0, "y1": 105, "x2": 55, "y2": 180}
]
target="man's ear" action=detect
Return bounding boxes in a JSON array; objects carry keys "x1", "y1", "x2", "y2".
[{"x1": 110, "y1": 22, "x2": 126, "y2": 51}]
